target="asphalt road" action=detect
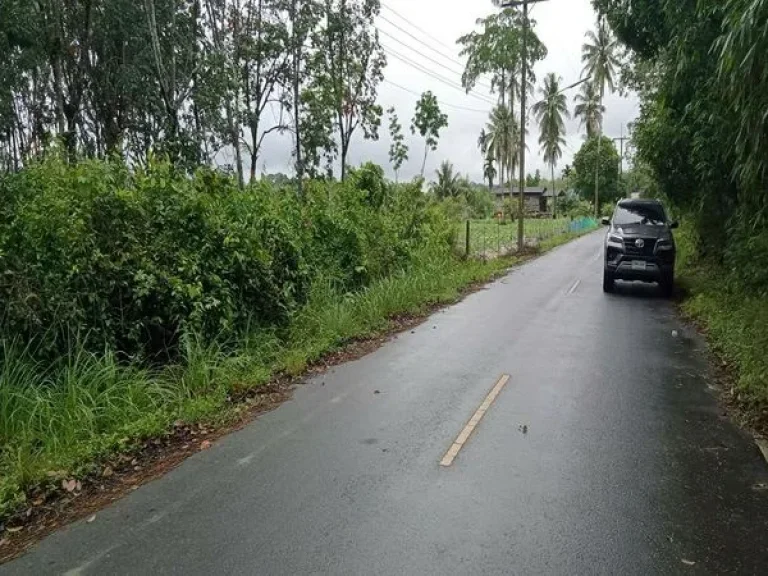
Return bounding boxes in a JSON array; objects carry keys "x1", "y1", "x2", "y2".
[{"x1": 4, "y1": 231, "x2": 768, "y2": 575}]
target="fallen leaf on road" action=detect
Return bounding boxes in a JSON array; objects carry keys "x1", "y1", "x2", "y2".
[
  {"x1": 681, "y1": 559, "x2": 696, "y2": 566},
  {"x1": 75, "y1": 480, "x2": 82, "y2": 492},
  {"x1": 102, "y1": 466, "x2": 113, "y2": 478},
  {"x1": 374, "y1": 390, "x2": 381, "y2": 395},
  {"x1": 6, "y1": 526, "x2": 23, "y2": 534},
  {"x1": 86, "y1": 515, "x2": 96, "y2": 523},
  {"x1": 200, "y1": 440, "x2": 212, "y2": 450},
  {"x1": 62, "y1": 479, "x2": 77, "y2": 493},
  {"x1": 0, "y1": 538, "x2": 8, "y2": 547}
]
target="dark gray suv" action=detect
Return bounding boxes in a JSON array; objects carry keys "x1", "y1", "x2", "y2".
[{"x1": 602, "y1": 199, "x2": 678, "y2": 296}]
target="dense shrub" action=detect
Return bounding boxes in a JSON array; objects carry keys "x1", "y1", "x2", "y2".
[{"x1": 0, "y1": 157, "x2": 451, "y2": 359}]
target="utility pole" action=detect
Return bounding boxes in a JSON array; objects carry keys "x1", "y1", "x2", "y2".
[
  {"x1": 517, "y1": 0, "x2": 528, "y2": 252},
  {"x1": 595, "y1": 128, "x2": 601, "y2": 219},
  {"x1": 612, "y1": 124, "x2": 630, "y2": 189},
  {"x1": 502, "y1": 0, "x2": 548, "y2": 252}
]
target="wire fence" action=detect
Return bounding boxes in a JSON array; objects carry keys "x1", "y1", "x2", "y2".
[{"x1": 459, "y1": 216, "x2": 598, "y2": 259}]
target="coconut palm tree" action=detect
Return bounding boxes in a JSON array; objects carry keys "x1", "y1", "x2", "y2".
[
  {"x1": 485, "y1": 104, "x2": 520, "y2": 201},
  {"x1": 432, "y1": 161, "x2": 461, "y2": 200},
  {"x1": 483, "y1": 154, "x2": 497, "y2": 190},
  {"x1": 581, "y1": 20, "x2": 620, "y2": 103},
  {"x1": 581, "y1": 19, "x2": 620, "y2": 217},
  {"x1": 573, "y1": 82, "x2": 604, "y2": 138},
  {"x1": 532, "y1": 73, "x2": 569, "y2": 218},
  {"x1": 478, "y1": 129, "x2": 497, "y2": 189}
]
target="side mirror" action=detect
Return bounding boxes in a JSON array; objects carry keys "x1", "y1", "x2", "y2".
[
  {"x1": 669, "y1": 220, "x2": 679, "y2": 229},
  {"x1": 601, "y1": 217, "x2": 611, "y2": 226}
]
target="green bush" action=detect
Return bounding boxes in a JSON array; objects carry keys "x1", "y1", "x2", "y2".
[{"x1": 0, "y1": 157, "x2": 448, "y2": 360}]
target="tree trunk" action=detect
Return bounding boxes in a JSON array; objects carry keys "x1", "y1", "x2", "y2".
[
  {"x1": 421, "y1": 143, "x2": 428, "y2": 177},
  {"x1": 551, "y1": 162, "x2": 556, "y2": 218},
  {"x1": 340, "y1": 136, "x2": 348, "y2": 181},
  {"x1": 290, "y1": 0, "x2": 303, "y2": 198},
  {"x1": 51, "y1": 57, "x2": 67, "y2": 140}
]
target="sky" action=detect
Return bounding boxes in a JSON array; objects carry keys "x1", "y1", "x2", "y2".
[{"x1": 245, "y1": 0, "x2": 639, "y2": 183}]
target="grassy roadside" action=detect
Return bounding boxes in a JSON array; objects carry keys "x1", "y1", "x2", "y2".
[
  {"x1": 0, "y1": 224, "x2": 598, "y2": 525},
  {"x1": 0, "y1": 251, "x2": 511, "y2": 521},
  {"x1": 675, "y1": 225, "x2": 768, "y2": 431}
]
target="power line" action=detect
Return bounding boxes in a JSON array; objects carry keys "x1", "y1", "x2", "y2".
[
  {"x1": 377, "y1": 13, "x2": 469, "y2": 73},
  {"x1": 382, "y1": 79, "x2": 491, "y2": 114},
  {"x1": 376, "y1": 27, "x2": 494, "y2": 92},
  {"x1": 380, "y1": 2, "x2": 461, "y2": 56},
  {"x1": 382, "y1": 45, "x2": 497, "y2": 105}
]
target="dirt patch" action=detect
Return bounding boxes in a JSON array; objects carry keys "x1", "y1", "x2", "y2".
[{"x1": 0, "y1": 257, "x2": 523, "y2": 564}]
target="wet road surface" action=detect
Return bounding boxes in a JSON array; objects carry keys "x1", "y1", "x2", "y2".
[{"x1": 3, "y1": 231, "x2": 768, "y2": 575}]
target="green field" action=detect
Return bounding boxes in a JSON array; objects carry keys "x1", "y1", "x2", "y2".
[{"x1": 459, "y1": 218, "x2": 573, "y2": 256}]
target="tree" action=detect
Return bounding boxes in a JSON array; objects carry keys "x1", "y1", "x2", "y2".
[
  {"x1": 312, "y1": 0, "x2": 386, "y2": 181},
  {"x1": 572, "y1": 136, "x2": 620, "y2": 205},
  {"x1": 533, "y1": 72, "x2": 569, "y2": 217},
  {"x1": 484, "y1": 104, "x2": 519, "y2": 198},
  {"x1": 387, "y1": 107, "x2": 408, "y2": 182},
  {"x1": 411, "y1": 91, "x2": 447, "y2": 177},
  {"x1": 581, "y1": 20, "x2": 620, "y2": 100},
  {"x1": 573, "y1": 82, "x2": 604, "y2": 139},
  {"x1": 457, "y1": 5, "x2": 546, "y2": 112},
  {"x1": 459, "y1": 4, "x2": 546, "y2": 191},
  {"x1": 432, "y1": 161, "x2": 462, "y2": 200},
  {"x1": 483, "y1": 155, "x2": 497, "y2": 190},
  {"x1": 526, "y1": 171, "x2": 541, "y2": 187},
  {"x1": 287, "y1": 0, "x2": 321, "y2": 196},
  {"x1": 478, "y1": 128, "x2": 496, "y2": 189},
  {"x1": 581, "y1": 19, "x2": 619, "y2": 217},
  {"x1": 235, "y1": 0, "x2": 293, "y2": 184}
]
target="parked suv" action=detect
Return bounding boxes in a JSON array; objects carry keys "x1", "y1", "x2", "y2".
[{"x1": 602, "y1": 199, "x2": 678, "y2": 296}]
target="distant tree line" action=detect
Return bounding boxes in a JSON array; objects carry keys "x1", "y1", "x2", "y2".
[{"x1": 0, "y1": 0, "x2": 388, "y2": 186}]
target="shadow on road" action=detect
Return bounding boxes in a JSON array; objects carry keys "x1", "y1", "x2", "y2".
[{"x1": 611, "y1": 280, "x2": 665, "y2": 299}]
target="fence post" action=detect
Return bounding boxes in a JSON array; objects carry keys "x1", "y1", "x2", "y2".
[
  {"x1": 465, "y1": 220, "x2": 470, "y2": 258},
  {"x1": 497, "y1": 217, "x2": 500, "y2": 254}
]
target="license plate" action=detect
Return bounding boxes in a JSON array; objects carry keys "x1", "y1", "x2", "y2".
[{"x1": 632, "y1": 260, "x2": 647, "y2": 271}]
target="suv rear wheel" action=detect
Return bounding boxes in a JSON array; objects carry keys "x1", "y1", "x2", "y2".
[
  {"x1": 660, "y1": 271, "x2": 674, "y2": 298},
  {"x1": 603, "y1": 269, "x2": 615, "y2": 293}
]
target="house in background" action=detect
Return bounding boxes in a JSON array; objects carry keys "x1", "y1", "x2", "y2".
[{"x1": 490, "y1": 186, "x2": 562, "y2": 215}]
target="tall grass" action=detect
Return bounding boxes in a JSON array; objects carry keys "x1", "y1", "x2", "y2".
[
  {"x1": 677, "y1": 223, "x2": 768, "y2": 412},
  {"x1": 0, "y1": 250, "x2": 512, "y2": 518}
]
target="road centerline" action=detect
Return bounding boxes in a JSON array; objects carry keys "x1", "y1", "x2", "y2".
[{"x1": 439, "y1": 374, "x2": 511, "y2": 467}]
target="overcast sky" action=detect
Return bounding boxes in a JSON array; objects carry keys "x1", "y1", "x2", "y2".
[{"x1": 244, "y1": 0, "x2": 638, "y2": 183}]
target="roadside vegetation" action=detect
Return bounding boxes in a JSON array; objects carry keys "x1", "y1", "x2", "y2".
[
  {"x1": 0, "y1": 156, "x2": 521, "y2": 518},
  {"x1": 594, "y1": 0, "x2": 768, "y2": 421}
]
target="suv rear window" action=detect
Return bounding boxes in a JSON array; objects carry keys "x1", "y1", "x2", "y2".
[{"x1": 613, "y1": 204, "x2": 666, "y2": 226}]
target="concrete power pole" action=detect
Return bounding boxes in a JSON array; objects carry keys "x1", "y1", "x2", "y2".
[
  {"x1": 502, "y1": 0, "x2": 548, "y2": 252},
  {"x1": 613, "y1": 124, "x2": 630, "y2": 196},
  {"x1": 517, "y1": 0, "x2": 528, "y2": 252}
]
